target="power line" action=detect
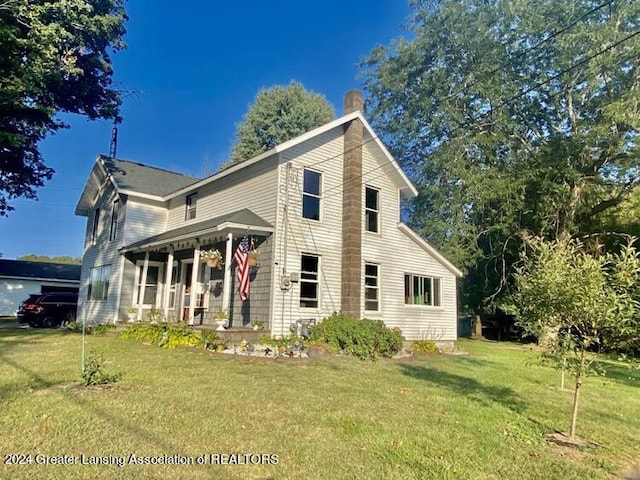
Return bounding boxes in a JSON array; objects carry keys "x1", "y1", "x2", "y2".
[
  {"x1": 441, "y1": 0, "x2": 615, "y2": 103},
  {"x1": 319, "y1": 29, "x2": 639, "y2": 200}
]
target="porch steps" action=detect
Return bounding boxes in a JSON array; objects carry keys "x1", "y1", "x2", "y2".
[{"x1": 194, "y1": 327, "x2": 268, "y2": 345}]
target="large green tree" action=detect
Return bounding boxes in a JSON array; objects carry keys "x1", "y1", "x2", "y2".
[
  {"x1": 0, "y1": 0, "x2": 127, "y2": 215},
  {"x1": 361, "y1": 0, "x2": 639, "y2": 313},
  {"x1": 229, "y1": 81, "x2": 335, "y2": 165},
  {"x1": 17, "y1": 254, "x2": 81, "y2": 264}
]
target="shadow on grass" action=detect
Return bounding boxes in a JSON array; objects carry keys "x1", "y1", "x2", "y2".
[
  {"x1": 0, "y1": 350, "x2": 183, "y2": 456},
  {"x1": 595, "y1": 360, "x2": 640, "y2": 388},
  {"x1": 399, "y1": 364, "x2": 527, "y2": 413}
]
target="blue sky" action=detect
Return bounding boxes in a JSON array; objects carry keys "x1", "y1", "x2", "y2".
[{"x1": 0, "y1": 0, "x2": 412, "y2": 260}]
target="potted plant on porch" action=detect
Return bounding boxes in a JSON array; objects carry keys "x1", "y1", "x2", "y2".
[
  {"x1": 200, "y1": 249, "x2": 223, "y2": 269},
  {"x1": 126, "y1": 308, "x2": 138, "y2": 323},
  {"x1": 214, "y1": 309, "x2": 228, "y2": 331}
]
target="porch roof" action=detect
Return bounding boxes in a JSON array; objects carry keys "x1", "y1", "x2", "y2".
[{"x1": 120, "y1": 208, "x2": 273, "y2": 253}]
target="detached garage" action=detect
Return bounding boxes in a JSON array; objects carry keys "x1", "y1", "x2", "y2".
[{"x1": 0, "y1": 260, "x2": 80, "y2": 317}]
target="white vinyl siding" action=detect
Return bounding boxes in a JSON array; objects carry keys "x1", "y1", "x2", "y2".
[
  {"x1": 166, "y1": 156, "x2": 280, "y2": 230},
  {"x1": 78, "y1": 181, "x2": 123, "y2": 324},
  {"x1": 271, "y1": 129, "x2": 345, "y2": 336},
  {"x1": 122, "y1": 199, "x2": 168, "y2": 246},
  {"x1": 360, "y1": 138, "x2": 458, "y2": 341}
]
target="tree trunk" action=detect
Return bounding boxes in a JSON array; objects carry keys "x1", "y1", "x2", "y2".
[
  {"x1": 560, "y1": 355, "x2": 566, "y2": 390},
  {"x1": 569, "y1": 350, "x2": 586, "y2": 440},
  {"x1": 472, "y1": 315, "x2": 483, "y2": 338}
]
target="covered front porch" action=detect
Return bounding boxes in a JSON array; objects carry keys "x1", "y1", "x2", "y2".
[{"x1": 119, "y1": 209, "x2": 274, "y2": 328}]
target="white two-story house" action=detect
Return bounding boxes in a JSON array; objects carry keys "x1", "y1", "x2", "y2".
[{"x1": 75, "y1": 91, "x2": 462, "y2": 341}]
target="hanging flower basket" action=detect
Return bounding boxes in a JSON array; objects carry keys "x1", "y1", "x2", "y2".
[
  {"x1": 200, "y1": 249, "x2": 223, "y2": 269},
  {"x1": 248, "y1": 248, "x2": 259, "y2": 266}
]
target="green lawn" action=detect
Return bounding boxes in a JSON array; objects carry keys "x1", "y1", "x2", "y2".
[{"x1": 0, "y1": 328, "x2": 638, "y2": 479}]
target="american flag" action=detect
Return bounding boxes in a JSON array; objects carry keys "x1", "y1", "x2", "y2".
[{"x1": 234, "y1": 234, "x2": 250, "y2": 300}]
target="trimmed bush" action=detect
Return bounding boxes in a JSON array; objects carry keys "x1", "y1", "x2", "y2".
[{"x1": 308, "y1": 312, "x2": 403, "y2": 360}]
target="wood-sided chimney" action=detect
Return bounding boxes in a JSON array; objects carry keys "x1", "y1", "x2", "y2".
[{"x1": 341, "y1": 90, "x2": 364, "y2": 318}]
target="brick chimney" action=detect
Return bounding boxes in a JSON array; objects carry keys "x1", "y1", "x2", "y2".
[{"x1": 341, "y1": 90, "x2": 364, "y2": 318}]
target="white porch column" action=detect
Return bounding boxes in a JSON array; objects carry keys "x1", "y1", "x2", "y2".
[
  {"x1": 222, "y1": 232, "x2": 233, "y2": 314},
  {"x1": 188, "y1": 245, "x2": 200, "y2": 325},
  {"x1": 162, "y1": 246, "x2": 174, "y2": 320},
  {"x1": 137, "y1": 250, "x2": 150, "y2": 321}
]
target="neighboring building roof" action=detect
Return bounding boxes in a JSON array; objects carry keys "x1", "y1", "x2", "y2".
[
  {"x1": 121, "y1": 208, "x2": 274, "y2": 252},
  {"x1": 101, "y1": 156, "x2": 199, "y2": 197},
  {"x1": 0, "y1": 259, "x2": 81, "y2": 282}
]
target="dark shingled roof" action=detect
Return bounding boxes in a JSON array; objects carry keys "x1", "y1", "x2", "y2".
[
  {"x1": 123, "y1": 209, "x2": 273, "y2": 251},
  {"x1": 101, "y1": 155, "x2": 199, "y2": 197},
  {"x1": 0, "y1": 260, "x2": 81, "y2": 282}
]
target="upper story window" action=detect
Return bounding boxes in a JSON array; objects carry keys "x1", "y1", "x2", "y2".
[
  {"x1": 302, "y1": 169, "x2": 321, "y2": 221},
  {"x1": 404, "y1": 274, "x2": 441, "y2": 307},
  {"x1": 91, "y1": 208, "x2": 100, "y2": 245},
  {"x1": 364, "y1": 263, "x2": 380, "y2": 312},
  {"x1": 109, "y1": 199, "x2": 119, "y2": 241},
  {"x1": 300, "y1": 254, "x2": 319, "y2": 308},
  {"x1": 365, "y1": 187, "x2": 380, "y2": 233},
  {"x1": 185, "y1": 193, "x2": 198, "y2": 220}
]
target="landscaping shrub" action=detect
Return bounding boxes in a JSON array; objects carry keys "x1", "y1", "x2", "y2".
[
  {"x1": 412, "y1": 340, "x2": 439, "y2": 353},
  {"x1": 308, "y1": 312, "x2": 403, "y2": 360},
  {"x1": 120, "y1": 324, "x2": 202, "y2": 349},
  {"x1": 82, "y1": 349, "x2": 121, "y2": 386}
]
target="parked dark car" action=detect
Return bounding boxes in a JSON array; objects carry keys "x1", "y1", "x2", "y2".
[{"x1": 17, "y1": 292, "x2": 78, "y2": 328}]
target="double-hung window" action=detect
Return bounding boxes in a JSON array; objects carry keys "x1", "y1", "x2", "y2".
[
  {"x1": 109, "y1": 199, "x2": 119, "y2": 241},
  {"x1": 91, "y1": 208, "x2": 100, "y2": 245},
  {"x1": 364, "y1": 263, "x2": 380, "y2": 311},
  {"x1": 302, "y1": 169, "x2": 321, "y2": 221},
  {"x1": 185, "y1": 193, "x2": 198, "y2": 220},
  {"x1": 300, "y1": 254, "x2": 319, "y2": 308},
  {"x1": 88, "y1": 265, "x2": 110, "y2": 301},
  {"x1": 365, "y1": 187, "x2": 380, "y2": 233},
  {"x1": 404, "y1": 274, "x2": 441, "y2": 306}
]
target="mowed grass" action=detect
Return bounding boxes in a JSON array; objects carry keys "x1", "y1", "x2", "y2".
[{"x1": 0, "y1": 328, "x2": 638, "y2": 480}]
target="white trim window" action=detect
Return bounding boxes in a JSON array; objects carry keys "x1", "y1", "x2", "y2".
[
  {"x1": 300, "y1": 254, "x2": 319, "y2": 308},
  {"x1": 302, "y1": 169, "x2": 322, "y2": 221},
  {"x1": 185, "y1": 192, "x2": 198, "y2": 220},
  {"x1": 91, "y1": 208, "x2": 100, "y2": 245},
  {"x1": 135, "y1": 262, "x2": 164, "y2": 307},
  {"x1": 404, "y1": 274, "x2": 441, "y2": 306},
  {"x1": 168, "y1": 261, "x2": 180, "y2": 309},
  {"x1": 109, "y1": 199, "x2": 119, "y2": 241},
  {"x1": 88, "y1": 265, "x2": 110, "y2": 301},
  {"x1": 365, "y1": 186, "x2": 380, "y2": 233},
  {"x1": 364, "y1": 263, "x2": 380, "y2": 312}
]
